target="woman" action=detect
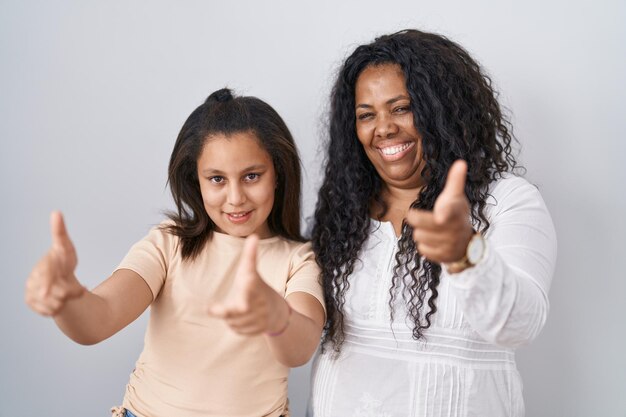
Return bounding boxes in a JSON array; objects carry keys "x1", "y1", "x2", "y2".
[{"x1": 308, "y1": 29, "x2": 556, "y2": 417}]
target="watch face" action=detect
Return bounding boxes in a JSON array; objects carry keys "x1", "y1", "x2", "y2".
[{"x1": 467, "y1": 234, "x2": 485, "y2": 264}]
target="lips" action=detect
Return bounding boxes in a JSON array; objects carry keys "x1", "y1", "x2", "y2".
[
  {"x1": 377, "y1": 141, "x2": 415, "y2": 161},
  {"x1": 225, "y1": 210, "x2": 252, "y2": 224}
]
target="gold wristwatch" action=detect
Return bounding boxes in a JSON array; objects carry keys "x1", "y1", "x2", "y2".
[{"x1": 445, "y1": 232, "x2": 486, "y2": 273}]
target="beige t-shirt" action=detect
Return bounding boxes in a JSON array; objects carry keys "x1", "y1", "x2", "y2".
[{"x1": 115, "y1": 224, "x2": 324, "y2": 417}]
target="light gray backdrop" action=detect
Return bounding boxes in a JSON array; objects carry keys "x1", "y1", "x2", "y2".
[{"x1": 1, "y1": 1, "x2": 624, "y2": 416}]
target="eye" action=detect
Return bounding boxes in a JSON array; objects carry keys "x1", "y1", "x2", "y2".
[
  {"x1": 209, "y1": 176, "x2": 225, "y2": 184},
  {"x1": 243, "y1": 173, "x2": 260, "y2": 182},
  {"x1": 393, "y1": 106, "x2": 410, "y2": 114},
  {"x1": 357, "y1": 112, "x2": 374, "y2": 121}
]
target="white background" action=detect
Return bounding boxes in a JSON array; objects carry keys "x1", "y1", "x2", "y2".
[{"x1": 1, "y1": 1, "x2": 624, "y2": 416}]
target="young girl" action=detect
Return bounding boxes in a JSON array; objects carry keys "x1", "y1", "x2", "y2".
[{"x1": 24, "y1": 88, "x2": 326, "y2": 417}]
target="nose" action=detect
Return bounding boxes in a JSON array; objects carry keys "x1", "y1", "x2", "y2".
[
  {"x1": 226, "y1": 182, "x2": 246, "y2": 206},
  {"x1": 374, "y1": 113, "x2": 399, "y2": 138}
]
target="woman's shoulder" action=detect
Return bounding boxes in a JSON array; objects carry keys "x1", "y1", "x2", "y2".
[
  {"x1": 487, "y1": 173, "x2": 542, "y2": 204},
  {"x1": 485, "y1": 173, "x2": 552, "y2": 219},
  {"x1": 489, "y1": 172, "x2": 533, "y2": 193}
]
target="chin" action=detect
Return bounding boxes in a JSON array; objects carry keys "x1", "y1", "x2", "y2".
[{"x1": 229, "y1": 229, "x2": 253, "y2": 238}]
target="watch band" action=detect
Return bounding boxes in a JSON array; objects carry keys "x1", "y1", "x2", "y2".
[
  {"x1": 444, "y1": 232, "x2": 485, "y2": 273},
  {"x1": 445, "y1": 255, "x2": 472, "y2": 272}
]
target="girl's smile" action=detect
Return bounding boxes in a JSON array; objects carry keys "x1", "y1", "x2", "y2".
[{"x1": 225, "y1": 210, "x2": 253, "y2": 224}]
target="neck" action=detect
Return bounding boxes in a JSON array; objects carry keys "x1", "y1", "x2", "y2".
[{"x1": 374, "y1": 185, "x2": 422, "y2": 236}]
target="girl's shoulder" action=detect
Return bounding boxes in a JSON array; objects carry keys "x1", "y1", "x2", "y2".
[
  {"x1": 128, "y1": 220, "x2": 182, "y2": 258},
  {"x1": 265, "y1": 237, "x2": 315, "y2": 265},
  {"x1": 151, "y1": 220, "x2": 182, "y2": 242},
  {"x1": 266, "y1": 235, "x2": 312, "y2": 252}
]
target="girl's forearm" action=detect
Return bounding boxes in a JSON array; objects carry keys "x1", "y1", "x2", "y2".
[
  {"x1": 53, "y1": 290, "x2": 115, "y2": 345},
  {"x1": 54, "y1": 269, "x2": 153, "y2": 345},
  {"x1": 265, "y1": 292, "x2": 325, "y2": 367}
]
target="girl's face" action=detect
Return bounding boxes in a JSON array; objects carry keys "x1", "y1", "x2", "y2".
[
  {"x1": 354, "y1": 63, "x2": 426, "y2": 191},
  {"x1": 197, "y1": 131, "x2": 276, "y2": 238}
]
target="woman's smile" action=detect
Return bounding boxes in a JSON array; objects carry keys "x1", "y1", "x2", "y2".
[
  {"x1": 354, "y1": 63, "x2": 426, "y2": 191},
  {"x1": 377, "y1": 141, "x2": 415, "y2": 161}
]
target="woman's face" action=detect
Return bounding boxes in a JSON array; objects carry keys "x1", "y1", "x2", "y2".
[
  {"x1": 197, "y1": 131, "x2": 276, "y2": 238},
  {"x1": 354, "y1": 63, "x2": 426, "y2": 191}
]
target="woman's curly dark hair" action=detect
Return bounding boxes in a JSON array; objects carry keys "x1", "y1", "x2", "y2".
[{"x1": 312, "y1": 29, "x2": 520, "y2": 352}]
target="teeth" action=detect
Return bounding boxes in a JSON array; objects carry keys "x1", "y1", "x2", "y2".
[
  {"x1": 381, "y1": 143, "x2": 411, "y2": 155},
  {"x1": 229, "y1": 212, "x2": 248, "y2": 218}
]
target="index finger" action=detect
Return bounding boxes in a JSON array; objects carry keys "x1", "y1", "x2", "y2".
[
  {"x1": 236, "y1": 234, "x2": 259, "y2": 276},
  {"x1": 34, "y1": 254, "x2": 59, "y2": 297},
  {"x1": 406, "y1": 208, "x2": 439, "y2": 231},
  {"x1": 207, "y1": 303, "x2": 228, "y2": 319}
]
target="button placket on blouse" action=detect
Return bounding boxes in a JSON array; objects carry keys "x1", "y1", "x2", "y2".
[{"x1": 375, "y1": 222, "x2": 399, "y2": 323}]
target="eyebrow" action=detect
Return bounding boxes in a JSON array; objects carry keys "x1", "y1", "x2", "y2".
[
  {"x1": 200, "y1": 164, "x2": 268, "y2": 176},
  {"x1": 355, "y1": 94, "x2": 410, "y2": 109}
]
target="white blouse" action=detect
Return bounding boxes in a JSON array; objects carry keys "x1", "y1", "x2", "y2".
[{"x1": 307, "y1": 175, "x2": 557, "y2": 417}]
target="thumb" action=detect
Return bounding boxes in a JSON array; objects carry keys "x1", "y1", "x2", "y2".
[
  {"x1": 434, "y1": 160, "x2": 468, "y2": 224},
  {"x1": 441, "y1": 160, "x2": 468, "y2": 199},
  {"x1": 236, "y1": 234, "x2": 259, "y2": 277},
  {"x1": 50, "y1": 211, "x2": 74, "y2": 251}
]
